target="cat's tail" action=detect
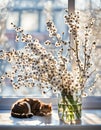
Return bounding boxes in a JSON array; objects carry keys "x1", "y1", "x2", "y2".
[{"x1": 11, "y1": 112, "x2": 33, "y2": 118}]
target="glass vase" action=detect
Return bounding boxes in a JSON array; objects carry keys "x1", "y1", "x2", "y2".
[{"x1": 58, "y1": 89, "x2": 82, "y2": 124}]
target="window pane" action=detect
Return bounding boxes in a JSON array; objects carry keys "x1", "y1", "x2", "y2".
[
  {"x1": 0, "y1": 0, "x2": 68, "y2": 97},
  {"x1": 75, "y1": 0, "x2": 101, "y2": 96},
  {"x1": 21, "y1": 12, "x2": 39, "y2": 32}
]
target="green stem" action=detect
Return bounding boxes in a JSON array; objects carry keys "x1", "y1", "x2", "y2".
[
  {"x1": 66, "y1": 94, "x2": 81, "y2": 119},
  {"x1": 61, "y1": 91, "x2": 81, "y2": 120}
]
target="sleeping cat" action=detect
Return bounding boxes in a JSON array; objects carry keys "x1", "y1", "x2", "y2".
[{"x1": 11, "y1": 98, "x2": 52, "y2": 118}]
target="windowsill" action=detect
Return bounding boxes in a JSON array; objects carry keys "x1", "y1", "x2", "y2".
[
  {"x1": 0, "y1": 109, "x2": 101, "y2": 130},
  {"x1": 0, "y1": 96, "x2": 101, "y2": 130}
]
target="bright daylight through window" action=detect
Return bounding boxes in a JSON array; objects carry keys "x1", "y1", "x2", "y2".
[{"x1": 0, "y1": 0, "x2": 101, "y2": 98}]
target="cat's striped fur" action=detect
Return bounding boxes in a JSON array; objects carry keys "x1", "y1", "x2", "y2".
[{"x1": 11, "y1": 98, "x2": 52, "y2": 118}]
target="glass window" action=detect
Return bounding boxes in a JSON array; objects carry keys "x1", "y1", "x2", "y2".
[
  {"x1": 0, "y1": 0, "x2": 68, "y2": 97},
  {"x1": 75, "y1": 0, "x2": 101, "y2": 96},
  {"x1": 0, "y1": 0, "x2": 101, "y2": 97}
]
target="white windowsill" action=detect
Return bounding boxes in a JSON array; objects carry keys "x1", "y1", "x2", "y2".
[{"x1": 0, "y1": 109, "x2": 101, "y2": 130}]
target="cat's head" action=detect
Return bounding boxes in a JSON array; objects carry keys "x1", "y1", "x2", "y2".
[{"x1": 41, "y1": 103, "x2": 52, "y2": 115}]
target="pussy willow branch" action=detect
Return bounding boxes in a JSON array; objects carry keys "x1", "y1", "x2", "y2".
[
  {"x1": 83, "y1": 36, "x2": 87, "y2": 73},
  {"x1": 84, "y1": 69, "x2": 96, "y2": 85}
]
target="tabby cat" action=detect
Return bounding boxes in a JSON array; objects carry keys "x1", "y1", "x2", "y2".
[{"x1": 11, "y1": 98, "x2": 52, "y2": 118}]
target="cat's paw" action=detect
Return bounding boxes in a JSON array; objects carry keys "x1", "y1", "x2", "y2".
[
  {"x1": 27, "y1": 113, "x2": 33, "y2": 118},
  {"x1": 38, "y1": 112, "x2": 45, "y2": 116},
  {"x1": 39, "y1": 112, "x2": 51, "y2": 116},
  {"x1": 46, "y1": 112, "x2": 52, "y2": 116}
]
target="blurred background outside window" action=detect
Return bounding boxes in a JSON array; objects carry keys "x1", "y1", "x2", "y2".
[{"x1": 0, "y1": 0, "x2": 101, "y2": 97}]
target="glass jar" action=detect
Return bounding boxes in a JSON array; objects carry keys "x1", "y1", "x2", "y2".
[{"x1": 58, "y1": 89, "x2": 82, "y2": 124}]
